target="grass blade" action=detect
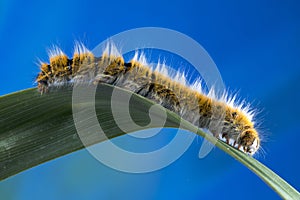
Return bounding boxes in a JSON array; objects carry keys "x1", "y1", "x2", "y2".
[{"x1": 0, "y1": 84, "x2": 299, "y2": 199}]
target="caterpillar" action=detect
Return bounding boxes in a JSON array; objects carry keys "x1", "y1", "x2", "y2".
[{"x1": 36, "y1": 42, "x2": 260, "y2": 155}]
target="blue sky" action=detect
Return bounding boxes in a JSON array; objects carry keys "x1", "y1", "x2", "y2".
[{"x1": 0, "y1": 0, "x2": 300, "y2": 199}]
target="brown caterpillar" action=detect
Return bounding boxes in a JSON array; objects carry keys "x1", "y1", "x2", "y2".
[{"x1": 36, "y1": 43, "x2": 260, "y2": 155}]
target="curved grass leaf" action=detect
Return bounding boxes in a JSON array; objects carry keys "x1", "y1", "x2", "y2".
[{"x1": 0, "y1": 84, "x2": 299, "y2": 199}]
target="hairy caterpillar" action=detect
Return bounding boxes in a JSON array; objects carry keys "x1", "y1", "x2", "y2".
[{"x1": 36, "y1": 42, "x2": 260, "y2": 155}]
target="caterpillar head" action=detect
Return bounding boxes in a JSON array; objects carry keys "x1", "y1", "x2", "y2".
[{"x1": 238, "y1": 128, "x2": 260, "y2": 156}]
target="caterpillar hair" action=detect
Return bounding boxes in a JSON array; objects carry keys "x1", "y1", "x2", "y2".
[{"x1": 36, "y1": 42, "x2": 261, "y2": 156}]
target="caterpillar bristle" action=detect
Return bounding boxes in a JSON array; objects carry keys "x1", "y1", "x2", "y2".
[{"x1": 36, "y1": 41, "x2": 261, "y2": 156}]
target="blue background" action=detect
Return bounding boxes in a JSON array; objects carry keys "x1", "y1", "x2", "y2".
[{"x1": 0, "y1": 0, "x2": 300, "y2": 199}]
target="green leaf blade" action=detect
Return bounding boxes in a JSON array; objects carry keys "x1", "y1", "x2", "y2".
[{"x1": 0, "y1": 84, "x2": 299, "y2": 199}]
